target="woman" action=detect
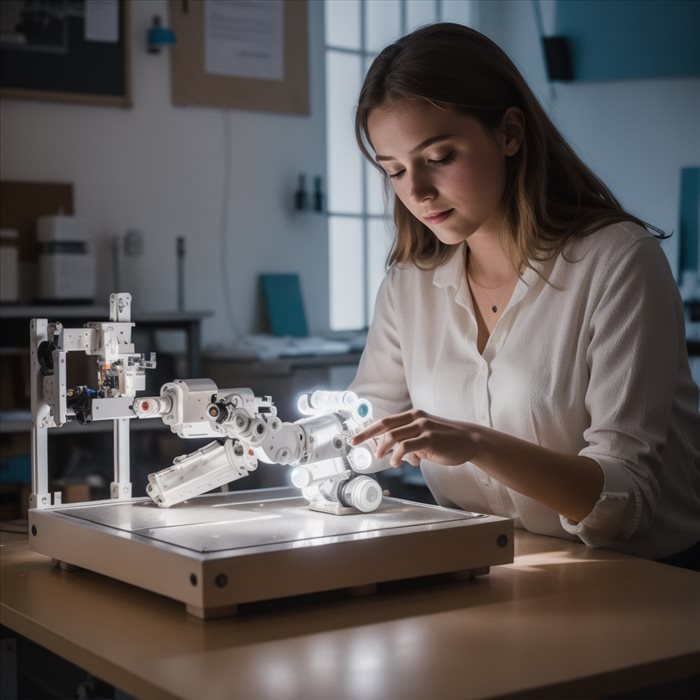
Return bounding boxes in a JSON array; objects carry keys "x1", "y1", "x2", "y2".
[{"x1": 348, "y1": 23, "x2": 700, "y2": 567}]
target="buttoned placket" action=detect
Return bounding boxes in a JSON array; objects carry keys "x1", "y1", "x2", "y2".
[
  {"x1": 447, "y1": 253, "x2": 530, "y2": 492},
  {"x1": 475, "y1": 287, "x2": 522, "y2": 489}
]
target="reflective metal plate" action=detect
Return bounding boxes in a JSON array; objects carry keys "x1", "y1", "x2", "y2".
[{"x1": 55, "y1": 490, "x2": 484, "y2": 553}]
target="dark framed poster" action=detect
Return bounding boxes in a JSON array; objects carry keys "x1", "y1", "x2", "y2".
[{"x1": 0, "y1": 0, "x2": 131, "y2": 107}]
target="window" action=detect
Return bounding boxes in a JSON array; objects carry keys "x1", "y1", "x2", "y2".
[{"x1": 324, "y1": 0, "x2": 477, "y2": 330}]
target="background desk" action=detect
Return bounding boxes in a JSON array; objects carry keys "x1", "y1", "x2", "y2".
[
  {"x1": 2, "y1": 530, "x2": 698, "y2": 700},
  {"x1": 0, "y1": 304, "x2": 211, "y2": 379}
]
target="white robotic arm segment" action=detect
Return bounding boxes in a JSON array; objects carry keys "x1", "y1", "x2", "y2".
[
  {"x1": 142, "y1": 385, "x2": 388, "y2": 514},
  {"x1": 134, "y1": 379, "x2": 223, "y2": 439},
  {"x1": 146, "y1": 440, "x2": 257, "y2": 508}
]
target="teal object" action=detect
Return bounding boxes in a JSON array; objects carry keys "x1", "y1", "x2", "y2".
[
  {"x1": 554, "y1": 0, "x2": 700, "y2": 81},
  {"x1": 0, "y1": 454, "x2": 31, "y2": 484},
  {"x1": 260, "y1": 274, "x2": 309, "y2": 337},
  {"x1": 679, "y1": 167, "x2": 700, "y2": 275}
]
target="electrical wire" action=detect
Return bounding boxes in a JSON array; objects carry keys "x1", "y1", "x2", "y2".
[{"x1": 220, "y1": 110, "x2": 243, "y2": 339}]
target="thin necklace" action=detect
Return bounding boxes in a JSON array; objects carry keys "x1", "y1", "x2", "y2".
[{"x1": 467, "y1": 271, "x2": 516, "y2": 314}]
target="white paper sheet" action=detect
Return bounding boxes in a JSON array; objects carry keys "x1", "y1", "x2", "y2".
[
  {"x1": 85, "y1": 0, "x2": 119, "y2": 43},
  {"x1": 205, "y1": 0, "x2": 284, "y2": 81}
]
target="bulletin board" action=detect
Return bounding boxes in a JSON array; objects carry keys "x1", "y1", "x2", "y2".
[
  {"x1": 0, "y1": 0, "x2": 131, "y2": 107},
  {"x1": 169, "y1": 0, "x2": 309, "y2": 115}
]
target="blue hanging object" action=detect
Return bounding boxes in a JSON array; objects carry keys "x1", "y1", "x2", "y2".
[{"x1": 148, "y1": 15, "x2": 176, "y2": 54}]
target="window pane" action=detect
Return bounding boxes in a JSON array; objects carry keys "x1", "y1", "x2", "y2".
[
  {"x1": 367, "y1": 218, "x2": 394, "y2": 322},
  {"x1": 365, "y1": 0, "x2": 402, "y2": 53},
  {"x1": 441, "y1": 0, "x2": 476, "y2": 26},
  {"x1": 326, "y1": 51, "x2": 363, "y2": 214},
  {"x1": 329, "y1": 217, "x2": 365, "y2": 330},
  {"x1": 406, "y1": 0, "x2": 437, "y2": 32},
  {"x1": 325, "y1": 0, "x2": 361, "y2": 49}
]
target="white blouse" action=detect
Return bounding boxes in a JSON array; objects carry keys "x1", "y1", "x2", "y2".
[{"x1": 349, "y1": 222, "x2": 700, "y2": 559}]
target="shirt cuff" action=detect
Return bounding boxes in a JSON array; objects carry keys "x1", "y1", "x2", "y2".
[{"x1": 560, "y1": 455, "x2": 640, "y2": 548}]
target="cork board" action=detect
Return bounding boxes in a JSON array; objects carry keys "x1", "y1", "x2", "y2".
[{"x1": 168, "y1": 0, "x2": 309, "y2": 114}]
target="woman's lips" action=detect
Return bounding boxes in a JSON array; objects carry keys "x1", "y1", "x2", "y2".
[{"x1": 424, "y1": 209, "x2": 453, "y2": 224}]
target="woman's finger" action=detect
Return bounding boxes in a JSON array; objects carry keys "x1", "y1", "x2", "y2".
[
  {"x1": 374, "y1": 423, "x2": 421, "y2": 458},
  {"x1": 390, "y1": 437, "x2": 431, "y2": 467},
  {"x1": 351, "y1": 412, "x2": 414, "y2": 444}
]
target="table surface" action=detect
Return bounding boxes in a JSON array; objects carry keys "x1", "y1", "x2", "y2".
[{"x1": 1, "y1": 528, "x2": 699, "y2": 700}]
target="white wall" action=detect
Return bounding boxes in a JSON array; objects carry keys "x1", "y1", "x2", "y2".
[
  {"x1": 3, "y1": 0, "x2": 697, "y2": 350},
  {"x1": 478, "y1": 0, "x2": 700, "y2": 273},
  {"x1": 0, "y1": 0, "x2": 328, "y2": 348}
]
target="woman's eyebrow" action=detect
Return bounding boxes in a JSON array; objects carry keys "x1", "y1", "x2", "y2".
[{"x1": 375, "y1": 134, "x2": 453, "y2": 162}]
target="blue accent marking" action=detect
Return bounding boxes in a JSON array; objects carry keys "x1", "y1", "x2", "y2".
[
  {"x1": 554, "y1": 0, "x2": 700, "y2": 81},
  {"x1": 357, "y1": 403, "x2": 369, "y2": 418}
]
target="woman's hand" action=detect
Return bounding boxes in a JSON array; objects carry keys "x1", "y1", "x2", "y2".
[
  {"x1": 350, "y1": 409, "x2": 481, "y2": 468},
  {"x1": 351, "y1": 408, "x2": 604, "y2": 523}
]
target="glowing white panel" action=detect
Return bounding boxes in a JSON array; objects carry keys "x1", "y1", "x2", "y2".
[
  {"x1": 367, "y1": 218, "x2": 394, "y2": 323},
  {"x1": 406, "y1": 0, "x2": 437, "y2": 31},
  {"x1": 329, "y1": 216, "x2": 365, "y2": 330},
  {"x1": 365, "y1": 0, "x2": 402, "y2": 53},
  {"x1": 324, "y1": 0, "x2": 361, "y2": 49},
  {"x1": 326, "y1": 51, "x2": 364, "y2": 214}
]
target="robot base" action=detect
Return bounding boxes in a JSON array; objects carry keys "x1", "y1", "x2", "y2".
[{"x1": 29, "y1": 487, "x2": 513, "y2": 619}]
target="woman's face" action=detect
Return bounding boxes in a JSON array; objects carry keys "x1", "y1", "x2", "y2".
[{"x1": 367, "y1": 99, "x2": 521, "y2": 244}]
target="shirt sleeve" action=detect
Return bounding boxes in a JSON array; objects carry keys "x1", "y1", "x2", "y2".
[
  {"x1": 348, "y1": 268, "x2": 412, "y2": 421},
  {"x1": 560, "y1": 236, "x2": 686, "y2": 547}
]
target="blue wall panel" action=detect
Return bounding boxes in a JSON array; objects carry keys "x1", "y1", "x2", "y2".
[{"x1": 554, "y1": 0, "x2": 700, "y2": 81}]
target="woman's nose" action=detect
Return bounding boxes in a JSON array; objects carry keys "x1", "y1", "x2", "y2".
[{"x1": 408, "y1": 172, "x2": 436, "y2": 204}]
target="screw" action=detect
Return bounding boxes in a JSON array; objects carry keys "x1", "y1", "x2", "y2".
[
  {"x1": 190, "y1": 574, "x2": 198, "y2": 586},
  {"x1": 215, "y1": 573, "x2": 228, "y2": 588},
  {"x1": 497, "y1": 534, "x2": 508, "y2": 547},
  {"x1": 31, "y1": 525, "x2": 37, "y2": 536}
]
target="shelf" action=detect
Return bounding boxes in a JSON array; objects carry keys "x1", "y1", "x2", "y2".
[{"x1": 0, "y1": 415, "x2": 169, "y2": 435}]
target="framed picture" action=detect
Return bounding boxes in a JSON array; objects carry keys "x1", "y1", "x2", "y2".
[{"x1": 0, "y1": 0, "x2": 131, "y2": 107}]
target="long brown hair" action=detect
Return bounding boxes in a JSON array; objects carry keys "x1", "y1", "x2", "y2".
[{"x1": 355, "y1": 23, "x2": 665, "y2": 272}]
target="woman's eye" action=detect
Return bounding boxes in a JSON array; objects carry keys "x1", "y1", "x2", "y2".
[
  {"x1": 388, "y1": 170, "x2": 405, "y2": 179},
  {"x1": 427, "y1": 152, "x2": 455, "y2": 166}
]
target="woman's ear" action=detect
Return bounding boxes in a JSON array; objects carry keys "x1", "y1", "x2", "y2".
[{"x1": 500, "y1": 107, "x2": 524, "y2": 156}]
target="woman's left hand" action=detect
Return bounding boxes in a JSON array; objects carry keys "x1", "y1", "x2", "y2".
[{"x1": 350, "y1": 409, "x2": 480, "y2": 468}]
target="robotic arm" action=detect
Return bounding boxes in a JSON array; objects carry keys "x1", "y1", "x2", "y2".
[
  {"x1": 134, "y1": 382, "x2": 386, "y2": 514},
  {"x1": 29, "y1": 294, "x2": 386, "y2": 515}
]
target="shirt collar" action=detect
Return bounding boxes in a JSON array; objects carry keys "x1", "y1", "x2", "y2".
[
  {"x1": 431, "y1": 242, "x2": 554, "y2": 318},
  {"x1": 432, "y1": 243, "x2": 467, "y2": 289}
]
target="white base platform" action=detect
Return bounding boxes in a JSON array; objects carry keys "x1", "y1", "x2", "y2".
[{"x1": 28, "y1": 487, "x2": 514, "y2": 618}]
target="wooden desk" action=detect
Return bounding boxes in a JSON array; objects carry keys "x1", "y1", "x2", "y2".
[{"x1": 1, "y1": 531, "x2": 699, "y2": 700}]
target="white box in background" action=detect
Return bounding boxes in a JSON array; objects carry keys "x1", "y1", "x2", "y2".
[{"x1": 37, "y1": 215, "x2": 96, "y2": 303}]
